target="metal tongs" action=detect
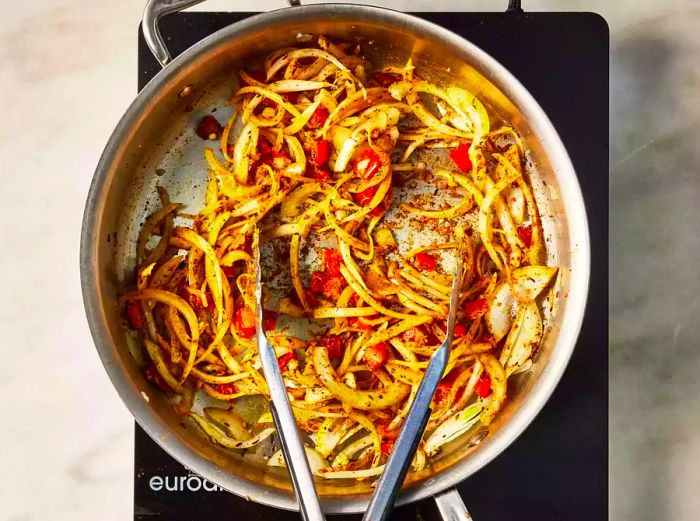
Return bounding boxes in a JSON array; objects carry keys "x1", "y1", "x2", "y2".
[
  {"x1": 363, "y1": 251, "x2": 465, "y2": 521},
  {"x1": 253, "y1": 233, "x2": 325, "y2": 521}
]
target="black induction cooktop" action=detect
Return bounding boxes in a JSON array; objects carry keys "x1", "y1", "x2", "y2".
[{"x1": 134, "y1": 9, "x2": 608, "y2": 521}]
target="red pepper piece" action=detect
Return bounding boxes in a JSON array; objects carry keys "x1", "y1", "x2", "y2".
[
  {"x1": 352, "y1": 184, "x2": 379, "y2": 207},
  {"x1": 364, "y1": 342, "x2": 389, "y2": 371},
  {"x1": 222, "y1": 265, "x2": 237, "y2": 278},
  {"x1": 277, "y1": 351, "x2": 297, "y2": 372},
  {"x1": 464, "y1": 298, "x2": 489, "y2": 320},
  {"x1": 414, "y1": 252, "x2": 437, "y2": 271},
  {"x1": 380, "y1": 439, "x2": 395, "y2": 455},
  {"x1": 322, "y1": 276, "x2": 346, "y2": 301},
  {"x1": 319, "y1": 335, "x2": 343, "y2": 360},
  {"x1": 349, "y1": 317, "x2": 374, "y2": 331},
  {"x1": 517, "y1": 225, "x2": 533, "y2": 248},
  {"x1": 449, "y1": 142, "x2": 472, "y2": 172},
  {"x1": 354, "y1": 149, "x2": 382, "y2": 180},
  {"x1": 234, "y1": 307, "x2": 256, "y2": 339},
  {"x1": 263, "y1": 310, "x2": 278, "y2": 331},
  {"x1": 314, "y1": 139, "x2": 331, "y2": 167},
  {"x1": 216, "y1": 383, "x2": 237, "y2": 395},
  {"x1": 311, "y1": 165, "x2": 331, "y2": 182},
  {"x1": 475, "y1": 375, "x2": 492, "y2": 398},
  {"x1": 308, "y1": 106, "x2": 329, "y2": 129},
  {"x1": 126, "y1": 301, "x2": 146, "y2": 329},
  {"x1": 321, "y1": 248, "x2": 342, "y2": 276},
  {"x1": 310, "y1": 271, "x2": 328, "y2": 293},
  {"x1": 195, "y1": 115, "x2": 223, "y2": 140},
  {"x1": 453, "y1": 323, "x2": 468, "y2": 338}
]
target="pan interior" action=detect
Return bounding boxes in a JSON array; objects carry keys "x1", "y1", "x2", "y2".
[{"x1": 87, "y1": 8, "x2": 582, "y2": 511}]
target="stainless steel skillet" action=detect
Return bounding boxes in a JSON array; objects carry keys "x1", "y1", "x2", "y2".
[{"x1": 80, "y1": 0, "x2": 590, "y2": 516}]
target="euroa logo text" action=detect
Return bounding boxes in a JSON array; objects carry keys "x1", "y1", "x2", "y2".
[{"x1": 149, "y1": 473, "x2": 224, "y2": 492}]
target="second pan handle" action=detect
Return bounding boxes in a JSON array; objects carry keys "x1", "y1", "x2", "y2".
[
  {"x1": 142, "y1": 0, "x2": 301, "y2": 68},
  {"x1": 142, "y1": 0, "x2": 520, "y2": 68},
  {"x1": 434, "y1": 488, "x2": 474, "y2": 521}
]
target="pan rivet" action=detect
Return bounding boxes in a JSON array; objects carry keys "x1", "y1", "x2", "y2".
[{"x1": 178, "y1": 84, "x2": 194, "y2": 98}]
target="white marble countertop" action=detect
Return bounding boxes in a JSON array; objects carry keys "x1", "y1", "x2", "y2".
[{"x1": 1, "y1": 0, "x2": 698, "y2": 519}]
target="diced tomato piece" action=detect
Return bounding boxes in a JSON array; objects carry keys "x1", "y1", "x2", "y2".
[
  {"x1": 310, "y1": 271, "x2": 329, "y2": 293},
  {"x1": 126, "y1": 301, "x2": 146, "y2": 329},
  {"x1": 352, "y1": 184, "x2": 379, "y2": 207},
  {"x1": 322, "y1": 248, "x2": 342, "y2": 276},
  {"x1": 364, "y1": 342, "x2": 389, "y2": 371},
  {"x1": 349, "y1": 317, "x2": 374, "y2": 331},
  {"x1": 414, "y1": 252, "x2": 437, "y2": 271},
  {"x1": 308, "y1": 106, "x2": 330, "y2": 128},
  {"x1": 380, "y1": 439, "x2": 395, "y2": 455},
  {"x1": 195, "y1": 115, "x2": 223, "y2": 140},
  {"x1": 517, "y1": 225, "x2": 532, "y2": 248},
  {"x1": 144, "y1": 364, "x2": 171, "y2": 392},
  {"x1": 263, "y1": 310, "x2": 278, "y2": 331},
  {"x1": 474, "y1": 375, "x2": 492, "y2": 398},
  {"x1": 449, "y1": 142, "x2": 472, "y2": 172},
  {"x1": 373, "y1": 71, "x2": 402, "y2": 87},
  {"x1": 216, "y1": 383, "x2": 238, "y2": 395},
  {"x1": 234, "y1": 307, "x2": 256, "y2": 339},
  {"x1": 322, "y1": 275, "x2": 346, "y2": 301},
  {"x1": 453, "y1": 323, "x2": 468, "y2": 338},
  {"x1": 222, "y1": 265, "x2": 237, "y2": 278},
  {"x1": 464, "y1": 298, "x2": 489, "y2": 319},
  {"x1": 277, "y1": 351, "x2": 297, "y2": 372},
  {"x1": 319, "y1": 335, "x2": 344, "y2": 360},
  {"x1": 314, "y1": 139, "x2": 331, "y2": 167},
  {"x1": 354, "y1": 149, "x2": 382, "y2": 180}
]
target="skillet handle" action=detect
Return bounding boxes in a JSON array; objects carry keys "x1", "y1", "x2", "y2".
[
  {"x1": 434, "y1": 488, "x2": 474, "y2": 521},
  {"x1": 142, "y1": 0, "x2": 300, "y2": 68}
]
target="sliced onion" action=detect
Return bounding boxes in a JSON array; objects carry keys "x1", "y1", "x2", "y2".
[
  {"x1": 267, "y1": 79, "x2": 332, "y2": 92},
  {"x1": 313, "y1": 346, "x2": 410, "y2": 411},
  {"x1": 502, "y1": 301, "x2": 543, "y2": 376},
  {"x1": 189, "y1": 413, "x2": 275, "y2": 449},
  {"x1": 424, "y1": 402, "x2": 482, "y2": 456},
  {"x1": 478, "y1": 354, "x2": 507, "y2": 425},
  {"x1": 484, "y1": 281, "x2": 515, "y2": 342},
  {"x1": 319, "y1": 465, "x2": 385, "y2": 479},
  {"x1": 281, "y1": 183, "x2": 323, "y2": 218},
  {"x1": 511, "y1": 266, "x2": 558, "y2": 301},
  {"x1": 267, "y1": 446, "x2": 329, "y2": 475},
  {"x1": 204, "y1": 407, "x2": 253, "y2": 441}
]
